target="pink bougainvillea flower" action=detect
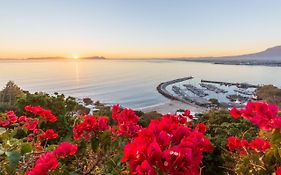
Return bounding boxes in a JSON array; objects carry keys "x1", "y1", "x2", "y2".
[
  {"x1": 122, "y1": 113, "x2": 213, "y2": 175},
  {"x1": 39, "y1": 129, "x2": 58, "y2": 140},
  {"x1": 25, "y1": 152, "x2": 58, "y2": 175},
  {"x1": 6, "y1": 111, "x2": 18, "y2": 123},
  {"x1": 230, "y1": 101, "x2": 281, "y2": 131},
  {"x1": 195, "y1": 123, "x2": 207, "y2": 134},
  {"x1": 24, "y1": 105, "x2": 57, "y2": 122},
  {"x1": 53, "y1": 142, "x2": 78, "y2": 158},
  {"x1": 249, "y1": 138, "x2": 270, "y2": 153},
  {"x1": 73, "y1": 115, "x2": 110, "y2": 140},
  {"x1": 23, "y1": 118, "x2": 39, "y2": 131}
]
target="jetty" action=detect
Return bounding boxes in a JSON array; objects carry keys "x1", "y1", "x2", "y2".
[
  {"x1": 183, "y1": 84, "x2": 208, "y2": 97},
  {"x1": 156, "y1": 77, "x2": 210, "y2": 107},
  {"x1": 156, "y1": 76, "x2": 193, "y2": 102},
  {"x1": 201, "y1": 80, "x2": 259, "y2": 88}
]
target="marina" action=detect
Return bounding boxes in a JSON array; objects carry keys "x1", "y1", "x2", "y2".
[
  {"x1": 201, "y1": 80, "x2": 259, "y2": 88},
  {"x1": 157, "y1": 76, "x2": 258, "y2": 108},
  {"x1": 199, "y1": 83, "x2": 228, "y2": 93},
  {"x1": 183, "y1": 84, "x2": 208, "y2": 97}
]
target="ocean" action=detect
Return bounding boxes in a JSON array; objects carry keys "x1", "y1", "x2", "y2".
[{"x1": 0, "y1": 59, "x2": 280, "y2": 108}]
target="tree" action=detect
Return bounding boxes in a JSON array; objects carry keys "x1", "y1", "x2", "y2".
[{"x1": 0, "y1": 81, "x2": 24, "y2": 111}]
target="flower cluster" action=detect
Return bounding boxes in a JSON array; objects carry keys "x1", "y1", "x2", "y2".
[
  {"x1": 0, "y1": 111, "x2": 40, "y2": 131},
  {"x1": 122, "y1": 113, "x2": 213, "y2": 175},
  {"x1": 73, "y1": 115, "x2": 110, "y2": 140},
  {"x1": 227, "y1": 136, "x2": 270, "y2": 154},
  {"x1": 230, "y1": 101, "x2": 281, "y2": 130},
  {"x1": 38, "y1": 129, "x2": 58, "y2": 140},
  {"x1": 26, "y1": 152, "x2": 58, "y2": 175},
  {"x1": 25, "y1": 105, "x2": 57, "y2": 122},
  {"x1": 53, "y1": 142, "x2": 78, "y2": 158},
  {"x1": 0, "y1": 111, "x2": 18, "y2": 126},
  {"x1": 26, "y1": 142, "x2": 77, "y2": 175},
  {"x1": 112, "y1": 105, "x2": 142, "y2": 137}
]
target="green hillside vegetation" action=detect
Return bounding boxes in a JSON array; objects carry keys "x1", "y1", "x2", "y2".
[{"x1": 256, "y1": 85, "x2": 281, "y2": 107}]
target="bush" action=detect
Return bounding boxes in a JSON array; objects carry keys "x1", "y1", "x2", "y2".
[
  {"x1": 0, "y1": 103, "x2": 213, "y2": 175},
  {"x1": 256, "y1": 85, "x2": 281, "y2": 108},
  {"x1": 193, "y1": 109, "x2": 258, "y2": 175}
]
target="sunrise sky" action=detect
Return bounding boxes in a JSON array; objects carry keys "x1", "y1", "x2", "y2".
[{"x1": 1, "y1": 0, "x2": 281, "y2": 59}]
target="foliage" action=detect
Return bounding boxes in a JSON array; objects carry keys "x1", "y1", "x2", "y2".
[
  {"x1": 193, "y1": 108, "x2": 258, "y2": 175},
  {"x1": 2, "y1": 82, "x2": 281, "y2": 174},
  {"x1": 226, "y1": 101, "x2": 281, "y2": 175},
  {"x1": 0, "y1": 102, "x2": 214, "y2": 175},
  {"x1": 0, "y1": 81, "x2": 25, "y2": 111},
  {"x1": 137, "y1": 111, "x2": 162, "y2": 127},
  {"x1": 256, "y1": 85, "x2": 281, "y2": 108}
]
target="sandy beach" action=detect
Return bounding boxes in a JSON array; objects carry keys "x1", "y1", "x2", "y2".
[{"x1": 139, "y1": 100, "x2": 208, "y2": 114}]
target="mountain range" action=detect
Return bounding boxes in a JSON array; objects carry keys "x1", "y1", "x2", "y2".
[{"x1": 175, "y1": 45, "x2": 281, "y2": 66}]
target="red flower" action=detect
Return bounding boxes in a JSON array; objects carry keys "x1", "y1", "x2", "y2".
[
  {"x1": 54, "y1": 142, "x2": 78, "y2": 158},
  {"x1": 147, "y1": 141, "x2": 162, "y2": 163},
  {"x1": 73, "y1": 115, "x2": 110, "y2": 140},
  {"x1": 19, "y1": 115, "x2": 28, "y2": 123},
  {"x1": 111, "y1": 106, "x2": 141, "y2": 138},
  {"x1": 39, "y1": 129, "x2": 58, "y2": 140},
  {"x1": 136, "y1": 160, "x2": 156, "y2": 175},
  {"x1": 6, "y1": 111, "x2": 18, "y2": 123},
  {"x1": 122, "y1": 113, "x2": 213, "y2": 175},
  {"x1": 227, "y1": 136, "x2": 270, "y2": 155},
  {"x1": 229, "y1": 108, "x2": 242, "y2": 119},
  {"x1": 97, "y1": 117, "x2": 110, "y2": 131},
  {"x1": 0, "y1": 119, "x2": 10, "y2": 127},
  {"x1": 183, "y1": 109, "x2": 193, "y2": 119},
  {"x1": 249, "y1": 138, "x2": 270, "y2": 153},
  {"x1": 227, "y1": 136, "x2": 249, "y2": 152},
  {"x1": 23, "y1": 118, "x2": 39, "y2": 131},
  {"x1": 24, "y1": 105, "x2": 57, "y2": 122},
  {"x1": 26, "y1": 152, "x2": 58, "y2": 175},
  {"x1": 275, "y1": 166, "x2": 281, "y2": 175},
  {"x1": 230, "y1": 101, "x2": 281, "y2": 131},
  {"x1": 195, "y1": 123, "x2": 207, "y2": 133}
]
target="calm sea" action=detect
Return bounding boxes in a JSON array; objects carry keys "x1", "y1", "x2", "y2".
[{"x1": 0, "y1": 59, "x2": 280, "y2": 108}]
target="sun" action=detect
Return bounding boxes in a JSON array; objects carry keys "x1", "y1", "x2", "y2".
[{"x1": 72, "y1": 55, "x2": 80, "y2": 60}]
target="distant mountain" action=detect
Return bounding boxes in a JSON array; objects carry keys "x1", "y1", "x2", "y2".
[
  {"x1": 176, "y1": 45, "x2": 281, "y2": 66},
  {"x1": 244, "y1": 45, "x2": 281, "y2": 58}
]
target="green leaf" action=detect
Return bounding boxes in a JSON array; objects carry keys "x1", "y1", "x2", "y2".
[
  {"x1": 0, "y1": 127, "x2": 6, "y2": 135},
  {"x1": 5, "y1": 151, "x2": 21, "y2": 168},
  {"x1": 271, "y1": 128, "x2": 281, "y2": 144},
  {"x1": 21, "y1": 143, "x2": 32, "y2": 154},
  {"x1": 91, "y1": 135, "x2": 99, "y2": 152}
]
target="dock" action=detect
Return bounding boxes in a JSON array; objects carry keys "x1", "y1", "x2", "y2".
[
  {"x1": 183, "y1": 84, "x2": 208, "y2": 97},
  {"x1": 200, "y1": 83, "x2": 227, "y2": 93},
  {"x1": 201, "y1": 80, "x2": 259, "y2": 88}
]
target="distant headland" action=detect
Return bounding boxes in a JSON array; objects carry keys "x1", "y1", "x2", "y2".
[
  {"x1": 173, "y1": 45, "x2": 281, "y2": 66},
  {"x1": 0, "y1": 56, "x2": 106, "y2": 60}
]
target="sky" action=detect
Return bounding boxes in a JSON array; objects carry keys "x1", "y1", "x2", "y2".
[{"x1": 1, "y1": 0, "x2": 281, "y2": 59}]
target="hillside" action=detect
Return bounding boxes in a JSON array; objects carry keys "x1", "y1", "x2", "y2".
[{"x1": 177, "y1": 45, "x2": 281, "y2": 66}]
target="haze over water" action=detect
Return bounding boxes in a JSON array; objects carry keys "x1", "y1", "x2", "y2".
[{"x1": 0, "y1": 59, "x2": 280, "y2": 109}]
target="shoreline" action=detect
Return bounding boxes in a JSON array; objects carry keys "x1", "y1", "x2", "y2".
[{"x1": 139, "y1": 99, "x2": 208, "y2": 114}]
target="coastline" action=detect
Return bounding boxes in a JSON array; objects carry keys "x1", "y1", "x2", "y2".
[{"x1": 139, "y1": 99, "x2": 208, "y2": 114}]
